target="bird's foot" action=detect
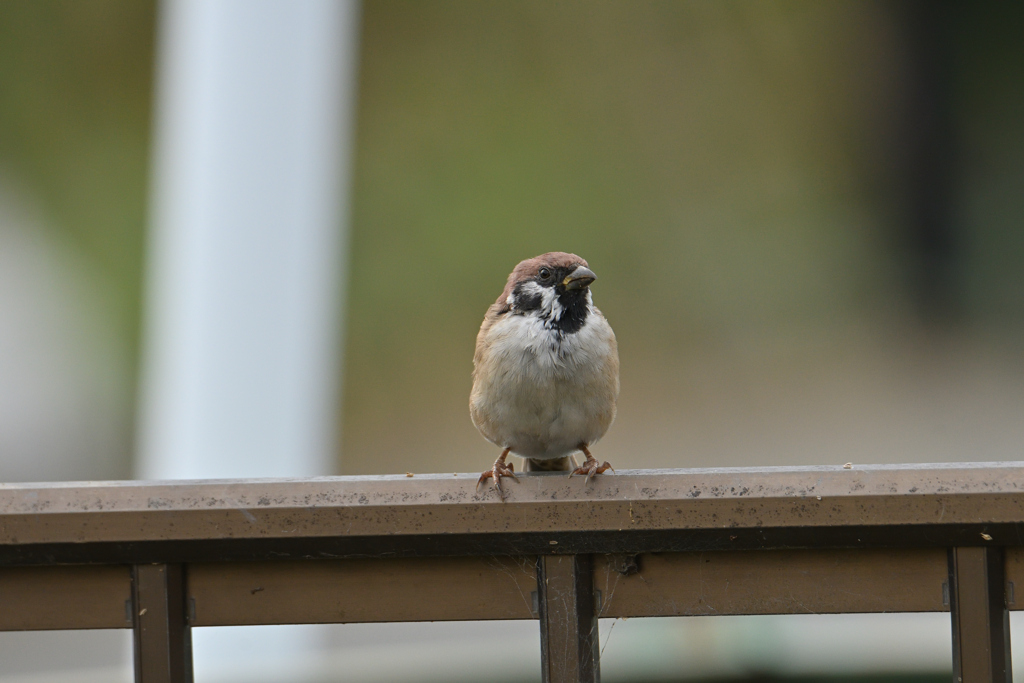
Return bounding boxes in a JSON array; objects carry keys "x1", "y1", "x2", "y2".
[
  {"x1": 477, "y1": 449, "x2": 518, "y2": 500},
  {"x1": 569, "y1": 445, "x2": 614, "y2": 481},
  {"x1": 570, "y1": 456, "x2": 614, "y2": 480}
]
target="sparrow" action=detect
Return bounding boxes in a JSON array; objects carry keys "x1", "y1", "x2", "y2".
[{"x1": 470, "y1": 252, "x2": 619, "y2": 499}]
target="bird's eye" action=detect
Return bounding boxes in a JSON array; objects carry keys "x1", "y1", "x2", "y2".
[{"x1": 539, "y1": 268, "x2": 551, "y2": 280}]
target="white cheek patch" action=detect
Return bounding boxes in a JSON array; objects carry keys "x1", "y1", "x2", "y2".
[
  {"x1": 512, "y1": 281, "x2": 562, "y2": 320},
  {"x1": 517, "y1": 281, "x2": 544, "y2": 299},
  {"x1": 508, "y1": 281, "x2": 544, "y2": 308}
]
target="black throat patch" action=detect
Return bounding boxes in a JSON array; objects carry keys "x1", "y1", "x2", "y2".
[{"x1": 552, "y1": 288, "x2": 589, "y2": 335}]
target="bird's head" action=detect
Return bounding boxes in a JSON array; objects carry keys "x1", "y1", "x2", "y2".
[{"x1": 502, "y1": 252, "x2": 597, "y2": 334}]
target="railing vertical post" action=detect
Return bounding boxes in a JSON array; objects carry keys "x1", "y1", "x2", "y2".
[
  {"x1": 948, "y1": 547, "x2": 1012, "y2": 683},
  {"x1": 132, "y1": 563, "x2": 193, "y2": 683},
  {"x1": 537, "y1": 554, "x2": 600, "y2": 683}
]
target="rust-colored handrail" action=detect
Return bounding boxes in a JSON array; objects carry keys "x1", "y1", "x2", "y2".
[{"x1": 2, "y1": 462, "x2": 1021, "y2": 683}]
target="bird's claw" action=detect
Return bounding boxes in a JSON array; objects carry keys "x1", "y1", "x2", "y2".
[
  {"x1": 569, "y1": 456, "x2": 614, "y2": 481},
  {"x1": 477, "y1": 460, "x2": 518, "y2": 500}
]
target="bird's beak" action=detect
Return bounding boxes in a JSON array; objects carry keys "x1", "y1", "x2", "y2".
[{"x1": 563, "y1": 266, "x2": 597, "y2": 290}]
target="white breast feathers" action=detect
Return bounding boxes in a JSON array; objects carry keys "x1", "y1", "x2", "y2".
[{"x1": 470, "y1": 301, "x2": 619, "y2": 460}]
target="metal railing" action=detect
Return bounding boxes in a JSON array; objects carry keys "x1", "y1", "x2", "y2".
[{"x1": 1, "y1": 462, "x2": 1021, "y2": 683}]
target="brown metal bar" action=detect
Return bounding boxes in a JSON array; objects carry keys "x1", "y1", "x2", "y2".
[
  {"x1": 1003, "y1": 546, "x2": 1023, "y2": 610},
  {"x1": 188, "y1": 555, "x2": 537, "y2": 626},
  {"x1": 537, "y1": 554, "x2": 600, "y2": 683},
  {"x1": 132, "y1": 563, "x2": 193, "y2": 683},
  {"x1": 948, "y1": 547, "x2": 1011, "y2": 683},
  {"x1": 596, "y1": 548, "x2": 949, "y2": 618},
  {"x1": 185, "y1": 548, "x2": 950, "y2": 627},
  {"x1": 0, "y1": 565, "x2": 131, "y2": 630}
]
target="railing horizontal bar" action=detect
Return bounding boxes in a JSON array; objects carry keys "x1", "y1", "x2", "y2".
[
  {"x1": 0, "y1": 565, "x2": 131, "y2": 630},
  {"x1": 6, "y1": 524, "x2": 1024, "y2": 566},
  {"x1": 188, "y1": 556, "x2": 538, "y2": 626},
  {"x1": 2, "y1": 547, "x2": 1023, "y2": 631},
  {"x1": 1, "y1": 464, "x2": 1023, "y2": 563},
  {"x1": 597, "y1": 548, "x2": 949, "y2": 618}
]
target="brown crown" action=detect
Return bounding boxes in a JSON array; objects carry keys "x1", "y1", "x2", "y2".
[
  {"x1": 493, "y1": 252, "x2": 587, "y2": 305},
  {"x1": 510, "y1": 251, "x2": 587, "y2": 281}
]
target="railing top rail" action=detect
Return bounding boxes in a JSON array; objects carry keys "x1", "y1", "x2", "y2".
[{"x1": 2, "y1": 462, "x2": 1023, "y2": 565}]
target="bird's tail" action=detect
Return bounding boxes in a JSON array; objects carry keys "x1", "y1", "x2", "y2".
[{"x1": 524, "y1": 456, "x2": 572, "y2": 472}]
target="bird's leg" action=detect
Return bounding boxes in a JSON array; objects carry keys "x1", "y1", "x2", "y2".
[
  {"x1": 569, "y1": 443, "x2": 614, "y2": 481},
  {"x1": 477, "y1": 447, "x2": 518, "y2": 500}
]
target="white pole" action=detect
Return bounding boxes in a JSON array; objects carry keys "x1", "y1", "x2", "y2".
[
  {"x1": 137, "y1": 0, "x2": 360, "y2": 677},
  {"x1": 138, "y1": 0, "x2": 359, "y2": 481}
]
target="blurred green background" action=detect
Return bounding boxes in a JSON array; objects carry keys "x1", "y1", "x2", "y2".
[
  {"x1": 346, "y1": 0, "x2": 1024, "y2": 474},
  {"x1": 0, "y1": 0, "x2": 153, "y2": 339},
  {"x1": 1, "y1": 0, "x2": 1022, "y2": 481}
]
